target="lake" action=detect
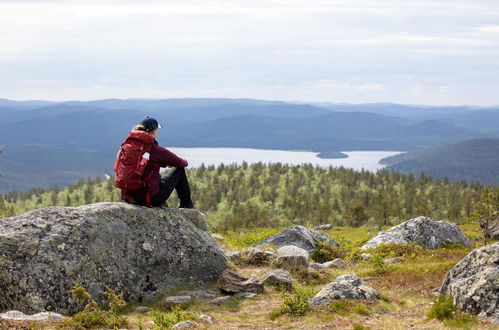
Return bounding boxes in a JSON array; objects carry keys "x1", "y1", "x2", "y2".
[{"x1": 167, "y1": 148, "x2": 402, "y2": 172}]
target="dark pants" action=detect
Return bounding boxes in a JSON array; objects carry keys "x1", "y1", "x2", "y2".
[{"x1": 151, "y1": 167, "x2": 193, "y2": 207}]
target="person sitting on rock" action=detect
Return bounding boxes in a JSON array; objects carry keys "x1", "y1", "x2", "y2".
[{"x1": 114, "y1": 116, "x2": 194, "y2": 208}]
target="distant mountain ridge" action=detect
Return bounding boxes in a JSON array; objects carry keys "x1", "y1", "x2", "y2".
[
  {"x1": 0, "y1": 97, "x2": 498, "y2": 191},
  {"x1": 381, "y1": 138, "x2": 499, "y2": 185}
]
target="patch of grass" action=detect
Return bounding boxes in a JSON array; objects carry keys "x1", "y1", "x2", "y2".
[
  {"x1": 223, "y1": 228, "x2": 281, "y2": 249},
  {"x1": 352, "y1": 323, "x2": 370, "y2": 330},
  {"x1": 369, "y1": 253, "x2": 390, "y2": 275},
  {"x1": 269, "y1": 285, "x2": 316, "y2": 319},
  {"x1": 149, "y1": 306, "x2": 198, "y2": 329},
  {"x1": 226, "y1": 297, "x2": 243, "y2": 310}
]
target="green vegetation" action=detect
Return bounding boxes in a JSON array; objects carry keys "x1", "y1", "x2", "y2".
[
  {"x1": 310, "y1": 241, "x2": 346, "y2": 263},
  {"x1": 149, "y1": 307, "x2": 198, "y2": 329},
  {"x1": 269, "y1": 285, "x2": 316, "y2": 319},
  {"x1": 2, "y1": 164, "x2": 494, "y2": 235},
  {"x1": 68, "y1": 284, "x2": 127, "y2": 329},
  {"x1": 469, "y1": 187, "x2": 499, "y2": 245}
]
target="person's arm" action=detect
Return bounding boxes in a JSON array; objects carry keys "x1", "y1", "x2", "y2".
[{"x1": 151, "y1": 144, "x2": 188, "y2": 168}]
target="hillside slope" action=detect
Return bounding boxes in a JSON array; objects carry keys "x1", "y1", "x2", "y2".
[{"x1": 381, "y1": 139, "x2": 499, "y2": 185}]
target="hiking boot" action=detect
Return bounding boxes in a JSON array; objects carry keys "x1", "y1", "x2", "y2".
[{"x1": 179, "y1": 201, "x2": 194, "y2": 209}]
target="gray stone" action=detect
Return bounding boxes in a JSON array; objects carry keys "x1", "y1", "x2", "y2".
[
  {"x1": 480, "y1": 219, "x2": 499, "y2": 240},
  {"x1": 315, "y1": 224, "x2": 333, "y2": 230},
  {"x1": 309, "y1": 275, "x2": 380, "y2": 306},
  {"x1": 133, "y1": 306, "x2": 150, "y2": 313},
  {"x1": 310, "y1": 263, "x2": 326, "y2": 269},
  {"x1": 246, "y1": 247, "x2": 274, "y2": 265},
  {"x1": 206, "y1": 296, "x2": 231, "y2": 304},
  {"x1": 0, "y1": 202, "x2": 227, "y2": 314},
  {"x1": 0, "y1": 310, "x2": 65, "y2": 321},
  {"x1": 233, "y1": 292, "x2": 257, "y2": 299},
  {"x1": 176, "y1": 290, "x2": 216, "y2": 299},
  {"x1": 361, "y1": 253, "x2": 372, "y2": 261},
  {"x1": 164, "y1": 296, "x2": 192, "y2": 305},
  {"x1": 384, "y1": 257, "x2": 403, "y2": 264},
  {"x1": 259, "y1": 225, "x2": 338, "y2": 252},
  {"x1": 361, "y1": 216, "x2": 473, "y2": 250},
  {"x1": 323, "y1": 258, "x2": 347, "y2": 268},
  {"x1": 439, "y1": 242, "x2": 499, "y2": 323},
  {"x1": 275, "y1": 245, "x2": 310, "y2": 270},
  {"x1": 225, "y1": 251, "x2": 241, "y2": 261},
  {"x1": 262, "y1": 269, "x2": 293, "y2": 290},
  {"x1": 198, "y1": 314, "x2": 214, "y2": 323},
  {"x1": 172, "y1": 320, "x2": 194, "y2": 328},
  {"x1": 218, "y1": 269, "x2": 264, "y2": 294}
]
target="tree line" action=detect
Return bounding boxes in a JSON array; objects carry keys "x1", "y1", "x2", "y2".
[{"x1": 0, "y1": 163, "x2": 494, "y2": 232}]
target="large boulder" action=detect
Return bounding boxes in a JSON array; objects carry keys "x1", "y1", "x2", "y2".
[
  {"x1": 308, "y1": 275, "x2": 380, "y2": 307},
  {"x1": 259, "y1": 226, "x2": 338, "y2": 252},
  {"x1": 0, "y1": 202, "x2": 227, "y2": 314},
  {"x1": 439, "y1": 243, "x2": 499, "y2": 323},
  {"x1": 361, "y1": 216, "x2": 472, "y2": 250}
]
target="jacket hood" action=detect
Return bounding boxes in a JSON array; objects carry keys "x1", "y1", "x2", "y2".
[{"x1": 125, "y1": 129, "x2": 155, "y2": 144}]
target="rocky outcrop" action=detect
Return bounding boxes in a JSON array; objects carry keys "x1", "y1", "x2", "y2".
[
  {"x1": 0, "y1": 202, "x2": 227, "y2": 314},
  {"x1": 275, "y1": 245, "x2": 310, "y2": 270},
  {"x1": 218, "y1": 269, "x2": 264, "y2": 294},
  {"x1": 361, "y1": 216, "x2": 472, "y2": 250},
  {"x1": 480, "y1": 219, "x2": 499, "y2": 240},
  {"x1": 259, "y1": 226, "x2": 338, "y2": 252},
  {"x1": 439, "y1": 243, "x2": 499, "y2": 323},
  {"x1": 308, "y1": 275, "x2": 380, "y2": 307}
]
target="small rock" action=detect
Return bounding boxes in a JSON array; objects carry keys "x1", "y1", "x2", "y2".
[
  {"x1": 225, "y1": 251, "x2": 241, "y2": 261},
  {"x1": 233, "y1": 292, "x2": 257, "y2": 299},
  {"x1": 207, "y1": 296, "x2": 231, "y2": 304},
  {"x1": 0, "y1": 310, "x2": 65, "y2": 321},
  {"x1": 275, "y1": 245, "x2": 310, "y2": 270},
  {"x1": 322, "y1": 258, "x2": 347, "y2": 268},
  {"x1": 262, "y1": 269, "x2": 293, "y2": 290},
  {"x1": 172, "y1": 320, "x2": 194, "y2": 328},
  {"x1": 218, "y1": 269, "x2": 264, "y2": 294},
  {"x1": 308, "y1": 274, "x2": 380, "y2": 307},
  {"x1": 315, "y1": 224, "x2": 333, "y2": 230},
  {"x1": 198, "y1": 314, "x2": 214, "y2": 323},
  {"x1": 164, "y1": 295, "x2": 192, "y2": 305},
  {"x1": 212, "y1": 233, "x2": 224, "y2": 240},
  {"x1": 384, "y1": 257, "x2": 403, "y2": 264},
  {"x1": 361, "y1": 253, "x2": 372, "y2": 261},
  {"x1": 246, "y1": 247, "x2": 274, "y2": 265},
  {"x1": 176, "y1": 290, "x2": 216, "y2": 299},
  {"x1": 133, "y1": 306, "x2": 150, "y2": 313}
]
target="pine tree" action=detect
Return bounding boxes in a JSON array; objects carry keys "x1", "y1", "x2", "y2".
[{"x1": 470, "y1": 187, "x2": 499, "y2": 245}]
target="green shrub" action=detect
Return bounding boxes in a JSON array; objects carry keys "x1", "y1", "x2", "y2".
[
  {"x1": 310, "y1": 241, "x2": 346, "y2": 263},
  {"x1": 329, "y1": 300, "x2": 355, "y2": 315},
  {"x1": 68, "y1": 283, "x2": 127, "y2": 329},
  {"x1": 370, "y1": 253, "x2": 388, "y2": 275},
  {"x1": 374, "y1": 243, "x2": 423, "y2": 258},
  {"x1": 428, "y1": 296, "x2": 455, "y2": 320},
  {"x1": 149, "y1": 306, "x2": 197, "y2": 329},
  {"x1": 269, "y1": 285, "x2": 316, "y2": 319},
  {"x1": 224, "y1": 228, "x2": 280, "y2": 248}
]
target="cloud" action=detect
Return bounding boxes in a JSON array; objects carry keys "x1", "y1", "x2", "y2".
[{"x1": 0, "y1": 0, "x2": 499, "y2": 104}]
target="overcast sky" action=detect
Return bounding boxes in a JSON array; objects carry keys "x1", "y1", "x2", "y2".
[{"x1": 1, "y1": 0, "x2": 499, "y2": 105}]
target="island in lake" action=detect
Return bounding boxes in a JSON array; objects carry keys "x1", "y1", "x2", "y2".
[{"x1": 317, "y1": 151, "x2": 349, "y2": 159}]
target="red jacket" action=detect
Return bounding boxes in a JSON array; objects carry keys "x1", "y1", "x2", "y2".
[{"x1": 124, "y1": 130, "x2": 188, "y2": 201}]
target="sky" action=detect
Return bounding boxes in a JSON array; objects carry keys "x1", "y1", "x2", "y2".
[{"x1": 1, "y1": 0, "x2": 499, "y2": 105}]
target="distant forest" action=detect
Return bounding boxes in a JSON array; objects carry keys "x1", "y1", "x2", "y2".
[{"x1": 1, "y1": 163, "x2": 493, "y2": 231}]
